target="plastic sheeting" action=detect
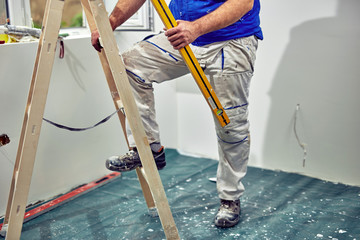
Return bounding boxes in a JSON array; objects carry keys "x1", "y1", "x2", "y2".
[{"x1": 18, "y1": 149, "x2": 360, "y2": 239}]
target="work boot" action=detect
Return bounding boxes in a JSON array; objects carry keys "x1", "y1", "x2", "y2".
[
  {"x1": 214, "y1": 199, "x2": 241, "y2": 228},
  {"x1": 105, "y1": 146, "x2": 166, "y2": 172}
]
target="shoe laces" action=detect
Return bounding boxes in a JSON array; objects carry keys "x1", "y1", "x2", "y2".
[
  {"x1": 220, "y1": 199, "x2": 239, "y2": 212},
  {"x1": 127, "y1": 149, "x2": 137, "y2": 155},
  {"x1": 121, "y1": 149, "x2": 139, "y2": 161}
]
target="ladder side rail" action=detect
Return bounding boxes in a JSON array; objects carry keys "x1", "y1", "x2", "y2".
[
  {"x1": 80, "y1": 0, "x2": 156, "y2": 212},
  {"x1": 85, "y1": 0, "x2": 179, "y2": 239},
  {"x1": 2, "y1": 0, "x2": 55, "y2": 228},
  {"x1": 4, "y1": 0, "x2": 65, "y2": 239}
]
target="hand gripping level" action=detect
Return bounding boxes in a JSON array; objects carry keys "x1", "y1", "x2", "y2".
[{"x1": 150, "y1": 0, "x2": 230, "y2": 127}]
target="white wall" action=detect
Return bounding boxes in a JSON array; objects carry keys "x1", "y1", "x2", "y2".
[
  {"x1": 0, "y1": 38, "x2": 126, "y2": 216},
  {"x1": 1, "y1": 0, "x2": 360, "y2": 218},
  {"x1": 250, "y1": 0, "x2": 360, "y2": 186},
  {"x1": 0, "y1": 15, "x2": 175, "y2": 216},
  {"x1": 176, "y1": 0, "x2": 360, "y2": 186}
]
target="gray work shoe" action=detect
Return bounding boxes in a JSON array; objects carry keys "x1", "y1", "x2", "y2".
[
  {"x1": 214, "y1": 199, "x2": 241, "y2": 228},
  {"x1": 105, "y1": 147, "x2": 166, "y2": 172}
]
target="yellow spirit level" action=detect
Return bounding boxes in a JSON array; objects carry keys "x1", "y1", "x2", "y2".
[{"x1": 150, "y1": 0, "x2": 230, "y2": 127}]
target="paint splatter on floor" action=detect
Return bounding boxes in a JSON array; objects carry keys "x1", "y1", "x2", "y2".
[{"x1": 17, "y1": 149, "x2": 360, "y2": 239}]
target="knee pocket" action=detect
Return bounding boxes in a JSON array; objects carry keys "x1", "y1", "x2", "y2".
[
  {"x1": 211, "y1": 71, "x2": 252, "y2": 144},
  {"x1": 216, "y1": 107, "x2": 250, "y2": 144}
]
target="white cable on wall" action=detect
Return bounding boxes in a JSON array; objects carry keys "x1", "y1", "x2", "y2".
[{"x1": 294, "y1": 104, "x2": 307, "y2": 167}]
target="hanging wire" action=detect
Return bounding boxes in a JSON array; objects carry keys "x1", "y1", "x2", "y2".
[
  {"x1": 42, "y1": 108, "x2": 123, "y2": 132},
  {"x1": 293, "y1": 104, "x2": 307, "y2": 167},
  {"x1": 1, "y1": 108, "x2": 124, "y2": 167}
]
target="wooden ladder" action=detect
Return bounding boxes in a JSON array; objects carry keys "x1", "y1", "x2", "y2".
[{"x1": 1, "y1": 0, "x2": 179, "y2": 239}]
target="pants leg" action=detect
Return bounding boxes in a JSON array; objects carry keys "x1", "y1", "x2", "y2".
[
  {"x1": 200, "y1": 36, "x2": 258, "y2": 200},
  {"x1": 121, "y1": 33, "x2": 188, "y2": 147},
  {"x1": 214, "y1": 71, "x2": 252, "y2": 201},
  {"x1": 121, "y1": 33, "x2": 258, "y2": 201}
]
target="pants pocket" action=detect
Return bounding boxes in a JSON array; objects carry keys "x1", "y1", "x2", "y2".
[{"x1": 211, "y1": 72, "x2": 252, "y2": 143}]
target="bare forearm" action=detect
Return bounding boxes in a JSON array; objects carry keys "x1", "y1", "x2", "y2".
[
  {"x1": 193, "y1": 0, "x2": 254, "y2": 37},
  {"x1": 109, "y1": 0, "x2": 146, "y2": 30},
  {"x1": 91, "y1": 0, "x2": 145, "y2": 51}
]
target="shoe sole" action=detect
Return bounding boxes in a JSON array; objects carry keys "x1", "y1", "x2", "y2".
[
  {"x1": 106, "y1": 159, "x2": 166, "y2": 172},
  {"x1": 215, "y1": 216, "x2": 240, "y2": 228},
  {"x1": 105, "y1": 160, "x2": 141, "y2": 172},
  {"x1": 155, "y1": 160, "x2": 166, "y2": 170}
]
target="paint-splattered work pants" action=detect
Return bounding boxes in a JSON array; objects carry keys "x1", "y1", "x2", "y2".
[{"x1": 122, "y1": 33, "x2": 258, "y2": 200}]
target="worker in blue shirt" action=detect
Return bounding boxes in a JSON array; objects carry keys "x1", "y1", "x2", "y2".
[{"x1": 91, "y1": 0, "x2": 263, "y2": 228}]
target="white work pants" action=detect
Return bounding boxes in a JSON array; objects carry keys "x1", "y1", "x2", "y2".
[{"x1": 122, "y1": 33, "x2": 258, "y2": 200}]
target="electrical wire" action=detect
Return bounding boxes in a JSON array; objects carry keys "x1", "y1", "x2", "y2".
[
  {"x1": 43, "y1": 108, "x2": 123, "y2": 132},
  {"x1": 293, "y1": 104, "x2": 307, "y2": 167}
]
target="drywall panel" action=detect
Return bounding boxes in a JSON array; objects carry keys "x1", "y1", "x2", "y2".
[
  {"x1": 175, "y1": 0, "x2": 360, "y2": 186},
  {"x1": 0, "y1": 38, "x2": 129, "y2": 216}
]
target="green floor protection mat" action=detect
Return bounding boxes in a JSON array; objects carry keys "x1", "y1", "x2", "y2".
[{"x1": 15, "y1": 149, "x2": 360, "y2": 239}]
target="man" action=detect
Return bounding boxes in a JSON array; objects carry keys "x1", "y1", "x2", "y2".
[{"x1": 91, "y1": 0, "x2": 262, "y2": 228}]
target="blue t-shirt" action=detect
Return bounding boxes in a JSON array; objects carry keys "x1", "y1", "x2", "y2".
[{"x1": 169, "y1": 0, "x2": 263, "y2": 46}]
